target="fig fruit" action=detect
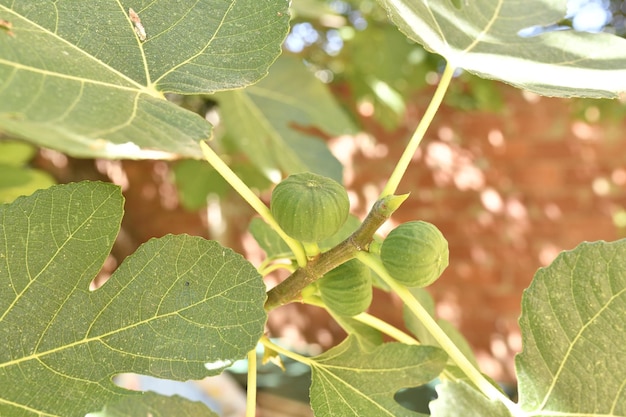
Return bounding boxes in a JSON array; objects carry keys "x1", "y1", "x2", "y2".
[
  {"x1": 270, "y1": 172, "x2": 349, "y2": 243},
  {"x1": 318, "y1": 259, "x2": 372, "y2": 316},
  {"x1": 380, "y1": 220, "x2": 448, "y2": 287}
]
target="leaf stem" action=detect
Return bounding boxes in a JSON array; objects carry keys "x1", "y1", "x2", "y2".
[
  {"x1": 301, "y1": 296, "x2": 418, "y2": 344},
  {"x1": 245, "y1": 349, "x2": 257, "y2": 417},
  {"x1": 352, "y1": 312, "x2": 418, "y2": 345},
  {"x1": 355, "y1": 251, "x2": 516, "y2": 409},
  {"x1": 200, "y1": 141, "x2": 307, "y2": 267},
  {"x1": 258, "y1": 261, "x2": 295, "y2": 276},
  {"x1": 380, "y1": 64, "x2": 456, "y2": 198},
  {"x1": 260, "y1": 336, "x2": 313, "y2": 366}
]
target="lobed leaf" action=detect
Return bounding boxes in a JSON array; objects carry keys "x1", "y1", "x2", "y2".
[
  {"x1": 0, "y1": 1, "x2": 290, "y2": 158},
  {"x1": 0, "y1": 182, "x2": 267, "y2": 416}
]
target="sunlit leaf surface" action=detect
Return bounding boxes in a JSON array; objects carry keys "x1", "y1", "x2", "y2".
[
  {"x1": 378, "y1": 0, "x2": 626, "y2": 98},
  {"x1": 430, "y1": 380, "x2": 511, "y2": 417},
  {"x1": 0, "y1": 1, "x2": 290, "y2": 158}
]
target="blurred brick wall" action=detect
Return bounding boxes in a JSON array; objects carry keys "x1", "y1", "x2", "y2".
[{"x1": 346, "y1": 85, "x2": 626, "y2": 382}]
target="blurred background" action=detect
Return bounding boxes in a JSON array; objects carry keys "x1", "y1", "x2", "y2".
[{"x1": 3, "y1": 0, "x2": 626, "y2": 414}]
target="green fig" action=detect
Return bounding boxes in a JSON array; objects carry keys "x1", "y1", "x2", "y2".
[
  {"x1": 380, "y1": 221, "x2": 449, "y2": 287},
  {"x1": 270, "y1": 172, "x2": 349, "y2": 243}
]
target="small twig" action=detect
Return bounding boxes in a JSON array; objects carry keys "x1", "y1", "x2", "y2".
[{"x1": 264, "y1": 194, "x2": 408, "y2": 310}]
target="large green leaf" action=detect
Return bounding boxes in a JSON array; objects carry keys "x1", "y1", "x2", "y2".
[
  {"x1": 0, "y1": 182, "x2": 267, "y2": 416},
  {"x1": 377, "y1": 0, "x2": 626, "y2": 98},
  {"x1": 516, "y1": 240, "x2": 626, "y2": 415},
  {"x1": 0, "y1": 1, "x2": 290, "y2": 158},
  {"x1": 215, "y1": 55, "x2": 356, "y2": 182},
  {"x1": 309, "y1": 336, "x2": 447, "y2": 416}
]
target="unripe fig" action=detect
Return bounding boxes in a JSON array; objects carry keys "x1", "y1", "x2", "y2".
[
  {"x1": 318, "y1": 259, "x2": 372, "y2": 316},
  {"x1": 270, "y1": 172, "x2": 349, "y2": 243},
  {"x1": 380, "y1": 221, "x2": 448, "y2": 287}
]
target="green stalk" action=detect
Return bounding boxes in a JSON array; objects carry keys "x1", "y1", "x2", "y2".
[
  {"x1": 356, "y1": 251, "x2": 516, "y2": 410},
  {"x1": 260, "y1": 336, "x2": 313, "y2": 366},
  {"x1": 264, "y1": 194, "x2": 407, "y2": 310},
  {"x1": 258, "y1": 261, "x2": 295, "y2": 276},
  {"x1": 380, "y1": 64, "x2": 456, "y2": 198},
  {"x1": 245, "y1": 349, "x2": 257, "y2": 417},
  {"x1": 352, "y1": 312, "x2": 418, "y2": 345},
  {"x1": 301, "y1": 296, "x2": 418, "y2": 345},
  {"x1": 199, "y1": 142, "x2": 307, "y2": 267},
  {"x1": 303, "y1": 241, "x2": 321, "y2": 257}
]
